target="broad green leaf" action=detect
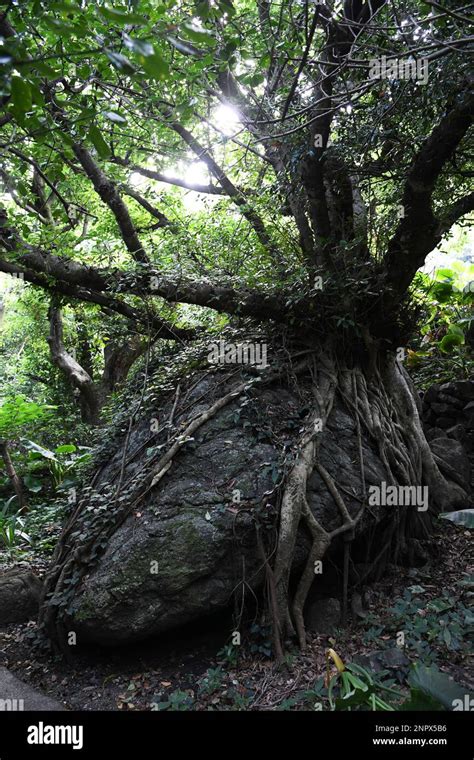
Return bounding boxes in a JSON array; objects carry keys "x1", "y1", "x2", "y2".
[
  {"x1": 408, "y1": 663, "x2": 466, "y2": 710},
  {"x1": 167, "y1": 37, "x2": 201, "y2": 57},
  {"x1": 218, "y1": 0, "x2": 236, "y2": 16},
  {"x1": 23, "y1": 440, "x2": 57, "y2": 461},
  {"x1": 42, "y1": 17, "x2": 77, "y2": 34},
  {"x1": 196, "y1": 0, "x2": 211, "y2": 20},
  {"x1": 142, "y1": 52, "x2": 169, "y2": 80},
  {"x1": 448, "y1": 324, "x2": 464, "y2": 337},
  {"x1": 440, "y1": 509, "x2": 474, "y2": 528},
  {"x1": 182, "y1": 22, "x2": 215, "y2": 45},
  {"x1": 439, "y1": 332, "x2": 464, "y2": 353},
  {"x1": 54, "y1": 444, "x2": 77, "y2": 454},
  {"x1": 23, "y1": 475, "x2": 43, "y2": 493},
  {"x1": 106, "y1": 50, "x2": 135, "y2": 73},
  {"x1": 123, "y1": 35, "x2": 154, "y2": 56},
  {"x1": 434, "y1": 268, "x2": 454, "y2": 281},
  {"x1": 88, "y1": 125, "x2": 111, "y2": 159},
  {"x1": 99, "y1": 8, "x2": 148, "y2": 25},
  {"x1": 10, "y1": 76, "x2": 32, "y2": 119},
  {"x1": 431, "y1": 281, "x2": 453, "y2": 303},
  {"x1": 400, "y1": 688, "x2": 444, "y2": 711}
]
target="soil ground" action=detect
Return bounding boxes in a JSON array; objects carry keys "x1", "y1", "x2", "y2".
[{"x1": 0, "y1": 521, "x2": 471, "y2": 711}]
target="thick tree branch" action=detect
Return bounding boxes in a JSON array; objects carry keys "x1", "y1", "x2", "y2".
[
  {"x1": 112, "y1": 157, "x2": 225, "y2": 194},
  {"x1": 120, "y1": 186, "x2": 175, "y2": 229},
  {"x1": 71, "y1": 142, "x2": 149, "y2": 264},
  {"x1": 101, "y1": 335, "x2": 148, "y2": 395},
  {"x1": 0, "y1": 241, "x2": 297, "y2": 325},
  {"x1": 0, "y1": 441, "x2": 27, "y2": 512},
  {"x1": 0, "y1": 252, "x2": 193, "y2": 342},
  {"x1": 384, "y1": 86, "x2": 474, "y2": 298},
  {"x1": 7, "y1": 147, "x2": 74, "y2": 224},
  {"x1": 438, "y1": 191, "x2": 474, "y2": 234},
  {"x1": 0, "y1": 201, "x2": 308, "y2": 325},
  {"x1": 47, "y1": 305, "x2": 150, "y2": 423}
]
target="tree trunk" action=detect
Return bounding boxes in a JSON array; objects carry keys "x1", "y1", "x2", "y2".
[
  {"x1": 0, "y1": 440, "x2": 27, "y2": 513},
  {"x1": 47, "y1": 304, "x2": 148, "y2": 425},
  {"x1": 47, "y1": 305, "x2": 101, "y2": 425}
]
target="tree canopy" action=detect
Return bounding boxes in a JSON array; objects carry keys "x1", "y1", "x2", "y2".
[{"x1": 0, "y1": 0, "x2": 471, "y2": 355}]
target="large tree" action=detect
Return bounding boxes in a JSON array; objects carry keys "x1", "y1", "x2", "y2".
[{"x1": 0, "y1": 0, "x2": 472, "y2": 651}]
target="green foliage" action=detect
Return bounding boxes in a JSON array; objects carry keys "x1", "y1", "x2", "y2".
[
  {"x1": 363, "y1": 586, "x2": 472, "y2": 665},
  {"x1": 0, "y1": 396, "x2": 54, "y2": 440},
  {"x1": 275, "y1": 663, "x2": 403, "y2": 711},
  {"x1": 198, "y1": 667, "x2": 225, "y2": 696},
  {"x1": 24, "y1": 500, "x2": 65, "y2": 554},
  {"x1": 275, "y1": 658, "x2": 467, "y2": 712},
  {"x1": 217, "y1": 643, "x2": 240, "y2": 668},
  {"x1": 24, "y1": 441, "x2": 92, "y2": 490},
  {"x1": 407, "y1": 663, "x2": 467, "y2": 711},
  {"x1": 151, "y1": 689, "x2": 195, "y2": 711},
  {"x1": 247, "y1": 622, "x2": 273, "y2": 658},
  {"x1": 0, "y1": 499, "x2": 31, "y2": 550},
  {"x1": 328, "y1": 663, "x2": 401, "y2": 711},
  {"x1": 409, "y1": 259, "x2": 474, "y2": 386}
]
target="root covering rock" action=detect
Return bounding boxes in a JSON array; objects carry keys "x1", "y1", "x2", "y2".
[
  {"x1": 59, "y1": 374, "x2": 388, "y2": 644},
  {"x1": 40, "y1": 357, "x2": 470, "y2": 646}
]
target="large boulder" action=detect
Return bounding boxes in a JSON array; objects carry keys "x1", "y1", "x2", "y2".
[
  {"x1": 422, "y1": 379, "x2": 474, "y2": 452},
  {"x1": 63, "y1": 373, "x2": 390, "y2": 645},
  {"x1": 429, "y1": 438, "x2": 471, "y2": 493},
  {"x1": 47, "y1": 365, "x2": 470, "y2": 646},
  {"x1": 0, "y1": 569, "x2": 42, "y2": 625}
]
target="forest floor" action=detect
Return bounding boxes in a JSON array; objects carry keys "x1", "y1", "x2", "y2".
[{"x1": 0, "y1": 520, "x2": 472, "y2": 711}]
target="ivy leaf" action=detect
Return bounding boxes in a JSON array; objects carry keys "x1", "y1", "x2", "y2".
[{"x1": 88, "y1": 125, "x2": 111, "y2": 158}]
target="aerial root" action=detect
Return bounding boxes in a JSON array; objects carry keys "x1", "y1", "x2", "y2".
[
  {"x1": 272, "y1": 355, "x2": 453, "y2": 654},
  {"x1": 273, "y1": 358, "x2": 337, "y2": 641}
]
